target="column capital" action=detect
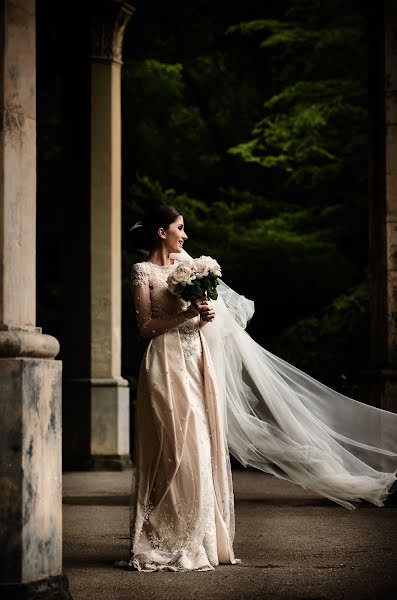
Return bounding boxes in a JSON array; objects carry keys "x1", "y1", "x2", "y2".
[{"x1": 90, "y1": 0, "x2": 135, "y2": 65}]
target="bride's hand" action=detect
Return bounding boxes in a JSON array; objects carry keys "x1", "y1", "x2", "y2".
[
  {"x1": 200, "y1": 304, "x2": 215, "y2": 322},
  {"x1": 196, "y1": 298, "x2": 215, "y2": 322},
  {"x1": 188, "y1": 298, "x2": 215, "y2": 321},
  {"x1": 189, "y1": 298, "x2": 207, "y2": 315},
  {"x1": 187, "y1": 298, "x2": 205, "y2": 317}
]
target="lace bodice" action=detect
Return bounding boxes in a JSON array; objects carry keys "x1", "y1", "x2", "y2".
[
  {"x1": 132, "y1": 261, "x2": 182, "y2": 318},
  {"x1": 131, "y1": 261, "x2": 201, "y2": 361}
]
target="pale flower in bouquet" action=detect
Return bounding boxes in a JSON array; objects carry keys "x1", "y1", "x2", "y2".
[{"x1": 167, "y1": 255, "x2": 221, "y2": 311}]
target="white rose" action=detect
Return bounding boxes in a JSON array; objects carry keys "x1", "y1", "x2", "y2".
[
  {"x1": 172, "y1": 263, "x2": 195, "y2": 285},
  {"x1": 196, "y1": 255, "x2": 221, "y2": 277},
  {"x1": 193, "y1": 257, "x2": 210, "y2": 278}
]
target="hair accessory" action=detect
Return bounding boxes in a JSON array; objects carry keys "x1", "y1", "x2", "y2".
[{"x1": 130, "y1": 220, "x2": 144, "y2": 231}]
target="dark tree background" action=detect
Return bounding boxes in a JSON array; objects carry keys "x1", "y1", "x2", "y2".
[
  {"x1": 121, "y1": 0, "x2": 369, "y2": 397},
  {"x1": 37, "y1": 0, "x2": 369, "y2": 400}
]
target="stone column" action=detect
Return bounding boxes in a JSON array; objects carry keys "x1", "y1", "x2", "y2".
[
  {"x1": 365, "y1": 1, "x2": 397, "y2": 412},
  {"x1": 64, "y1": 1, "x2": 134, "y2": 470},
  {"x1": 0, "y1": 1, "x2": 70, "y2": 598},
  {"x1": 89, "y1": 1, "x2": 134, "y2": 469}
]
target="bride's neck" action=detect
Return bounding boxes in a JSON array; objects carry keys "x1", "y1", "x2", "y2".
[{"x1": 148, "y1": 247, "x2": 172, "y2": 266}]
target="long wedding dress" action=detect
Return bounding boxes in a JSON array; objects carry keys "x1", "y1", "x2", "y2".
[
  {"x1": 129, "y1": 260, "x2": 239, "y2": 571},
  {"x1": 127, "y1": 253, "x2": 397, "y2": 572}
]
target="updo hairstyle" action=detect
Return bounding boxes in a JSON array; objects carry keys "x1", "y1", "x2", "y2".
[{"x1": 130, "y1": 204, "x2": 181, "y2": 254}]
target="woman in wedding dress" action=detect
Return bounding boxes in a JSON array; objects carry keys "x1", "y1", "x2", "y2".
[
  {"x1": 128, "y1": 204, "x2": 239, "y2": 571},
  {"x1": 126, "y1": 204, "x2": 397, "y2": 573}
]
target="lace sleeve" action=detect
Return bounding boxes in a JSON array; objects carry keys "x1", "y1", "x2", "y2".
[
  {"x1": 132, "y1": 262, "x2": 150, "y2": 287},
  {"x1": 132, "y1": 267, "x2": 153, "y2": 337},
  {"x1": 131, "y1": 262, "x2": 196, "y2": 338}
]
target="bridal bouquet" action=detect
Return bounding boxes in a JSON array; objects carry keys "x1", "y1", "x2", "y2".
[{"x1": 167, "y1": 256, "x2": 222, "y2": 311}]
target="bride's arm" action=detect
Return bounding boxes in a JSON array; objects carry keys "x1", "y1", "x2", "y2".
[{"x1": 132, "y1": 281, "x2": 199, "y2": 339}]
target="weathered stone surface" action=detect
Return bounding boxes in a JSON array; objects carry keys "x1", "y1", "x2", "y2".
[
  {"x1": 0, "y1": 0, "x2": 36, "y2": 327},
  {"x1": 63, "y1": 377, "x2": 131, "y2": 471},
  {"x1": 0, "y1": 3, "x2": 65, "y2": 593},
  {"x1": 0, "y1": 358, "x2": 62, "y2": 583},
  {"x1": 0, "y1": 331, "x2": 60, "y2": 358},
  {"x1": 62, "y1": 4, "x2": 133, "y2": 471},
  {"x1": 90, "y1": 1, "x2": 135, "y2": 64},
  {"x1": 50, "y1": 4, "x2": 133, "y2": 472},
  {"x1": 90, "y1": 61, "x2": 123, "y2": 380},
  {"x1": 91, "y1": 379, "x2": 130, "y2": 456}
]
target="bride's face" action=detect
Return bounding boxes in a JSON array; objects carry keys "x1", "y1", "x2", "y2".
[{"x1": 159, "y1": 215, "x2": 188, "y2": 253}]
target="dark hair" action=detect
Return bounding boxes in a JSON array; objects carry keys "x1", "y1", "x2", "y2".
[{"x1": 130, "y1": 204, "x2": 181, "y2": 254}]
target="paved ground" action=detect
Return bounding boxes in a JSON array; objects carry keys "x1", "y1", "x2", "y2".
[{"x1": 63, "y1": 470, "x2": 397, "y2": 600}]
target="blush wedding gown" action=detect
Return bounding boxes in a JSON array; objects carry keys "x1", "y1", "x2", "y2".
[
  {"x1": 125, "y1": 252, "x2": 397, "y2": 573},
  {"x1": 128, "y1": 260, "x2": 239, "y2": 571}
]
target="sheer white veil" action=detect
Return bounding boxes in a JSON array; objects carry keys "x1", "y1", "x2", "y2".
[{"x1": 172, "y1": 249, "x2": 397, "y2": 510}]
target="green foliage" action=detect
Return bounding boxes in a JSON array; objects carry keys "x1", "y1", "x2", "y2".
[
  {"x1": 227, "y1": 6, "x2": 367, "y2": 193},
  {"x1": 122, "y1": 58, "x2": 216, "y2": 186},
  {"x1": 117, "y1": 0, "x2": 369, "y2": 390},
  {"x1": 229, "y1": 80, "x2": 366, "y2": 190},
  {"x1": 34, "y1": 0, "x2": 371, "y2": 397}
]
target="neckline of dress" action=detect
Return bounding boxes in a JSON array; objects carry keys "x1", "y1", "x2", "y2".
[{"x1": 145, "y1": 261, "x2": 174, "y2": 268}]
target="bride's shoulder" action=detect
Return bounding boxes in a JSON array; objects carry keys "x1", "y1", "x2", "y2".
[{"x1": 131, "y1": 261, "x2": 151, "y2": 286}]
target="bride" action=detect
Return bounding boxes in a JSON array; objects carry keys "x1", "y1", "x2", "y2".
[{"x1": 126, "y1": 204, "x2": 397, "y2": 573}]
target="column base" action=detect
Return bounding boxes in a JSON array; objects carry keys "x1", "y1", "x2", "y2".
[
  {"x1": 0, "y1": 357, "x2": 62, "y2": 584},
  {"x1": 0, "y1": 574, "x2": 72, "y2": 600},
  {"x1": 360, "y1": 368, "x2": 397, "y2": 413},
  {"x1": 63, "y1": 453, "x2": 132, "y2": 472},
  {"x1": 63, "y1": 377, "x2": 131, "y2": 471},
  {"x1": 91, "y1": 453, "x2": 132, "y2": 471}
]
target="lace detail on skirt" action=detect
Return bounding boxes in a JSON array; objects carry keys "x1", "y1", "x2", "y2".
[{"x1": 179, "y1": 320, "x2": 201, "y2": 361}]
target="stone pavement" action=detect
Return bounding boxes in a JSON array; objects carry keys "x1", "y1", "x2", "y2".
[{"x1": 63, "y1": 470, "x2": 397, "y2": 600}]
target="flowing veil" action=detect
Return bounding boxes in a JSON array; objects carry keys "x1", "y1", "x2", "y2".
[{"x1": 173, "y1": 250, "x2": 397, "y2": 510}]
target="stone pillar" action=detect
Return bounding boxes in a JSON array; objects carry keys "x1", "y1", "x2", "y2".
[
  {"x1": 0, "y1": 1, "x2": 70, "y2": 598},
  {"x1": 63, "y1": 1, "x2": 134, "y2": 470},
  {"x1": 364, "y1": 1, "x2": 397, "y2": 412}
]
